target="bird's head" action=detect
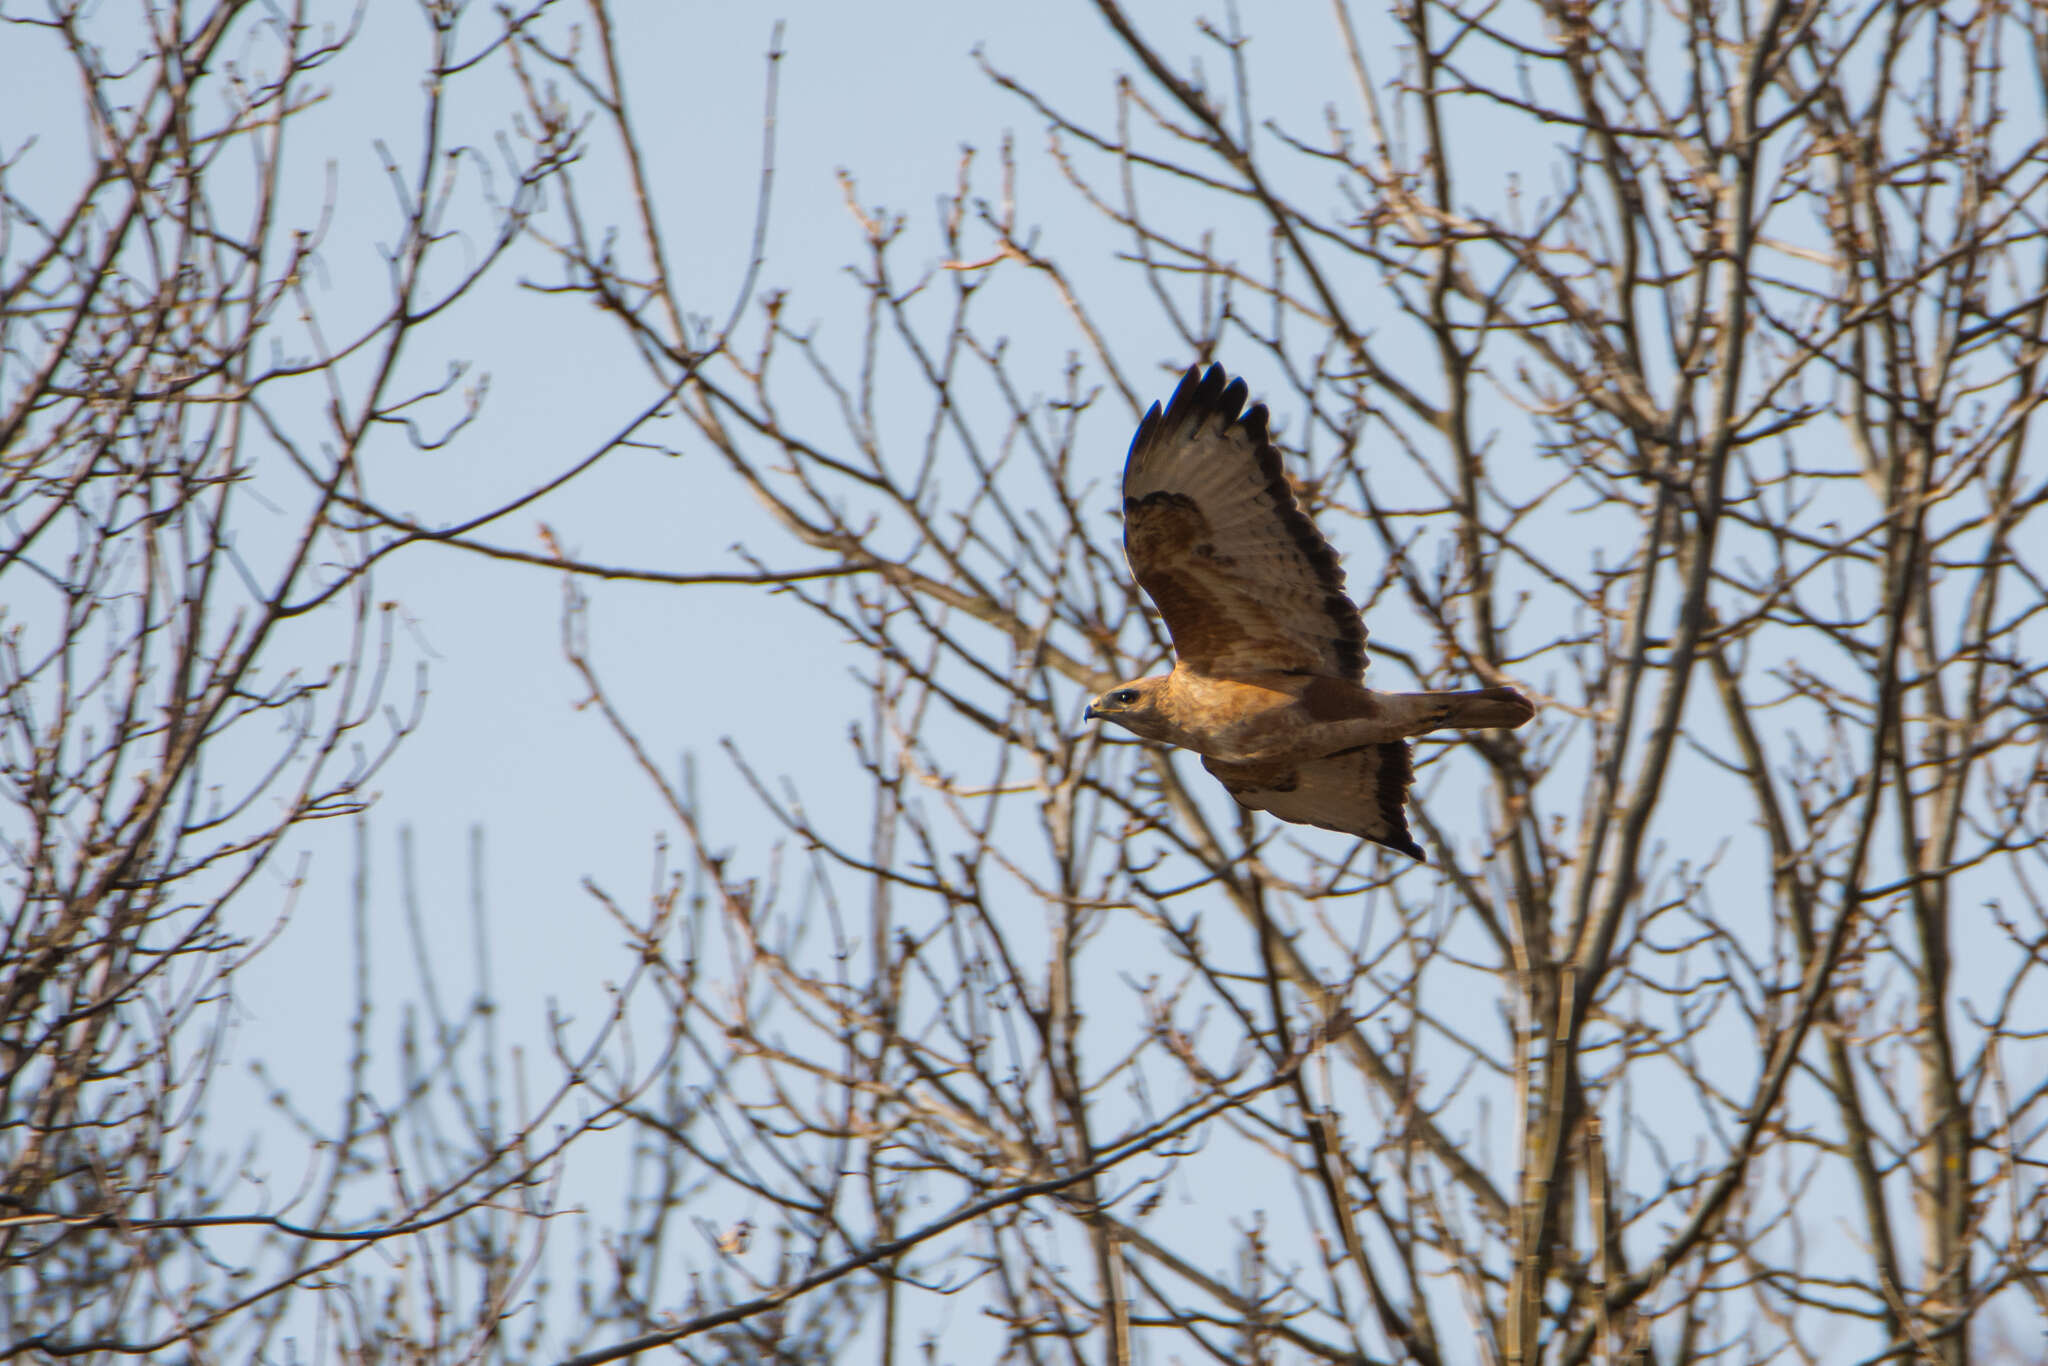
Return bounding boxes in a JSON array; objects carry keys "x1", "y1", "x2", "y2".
[{"x1": 1084, "y1": 676, "x2": 1173, "y2": 742}]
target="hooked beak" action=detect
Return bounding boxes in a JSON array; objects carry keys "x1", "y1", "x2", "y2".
[{"x1": 1083, "y1": 702, "x2": 1100, "y2": 721}]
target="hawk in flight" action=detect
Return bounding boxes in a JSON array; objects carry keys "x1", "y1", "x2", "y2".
[{"x1": 1085, "y1": 364, "x2": 1534, "y2": 861}]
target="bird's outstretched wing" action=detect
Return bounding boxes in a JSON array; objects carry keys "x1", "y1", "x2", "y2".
[
  {"x1": 1203, "y1": 744, "x2": 1423, "y2": 861},
  {"x1": 1122, "y1": 364, "x2": 1367, "y2": 680}
]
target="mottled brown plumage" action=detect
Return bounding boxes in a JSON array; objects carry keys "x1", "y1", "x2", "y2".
[{"x1": 1086, "y1": 363, "x2": 1535, "y2": 861}]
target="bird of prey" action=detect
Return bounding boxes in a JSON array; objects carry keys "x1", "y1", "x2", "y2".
[{"x1": 1084, "y1": 363, "x2": 1534, "y2": 861}]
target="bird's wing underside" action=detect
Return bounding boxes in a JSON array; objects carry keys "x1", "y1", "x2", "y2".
[{"x1": 1202, "y1": 742, "x2": 1422, "y2": 861}]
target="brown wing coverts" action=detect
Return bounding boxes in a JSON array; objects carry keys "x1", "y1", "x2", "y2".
[
  {"x1": 1203, "y1": 743, "x2": 1423, "y2": 861},
  {"x1": 1122, "y1": 364, "x2": 1367, "y2": 680}
]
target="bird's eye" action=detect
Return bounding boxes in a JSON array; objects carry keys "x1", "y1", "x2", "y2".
[{"x1": 1112, "y1": 689, "x2": 1139, "y2": 705}]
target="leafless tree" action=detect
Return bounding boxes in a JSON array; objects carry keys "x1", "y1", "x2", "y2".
[
  {"x1": 8, "y1": 0, "x2": 2047, "y2": 1364},
  {"x1": 0, "y1": 3, "x2": 614, "y2": 1359}
]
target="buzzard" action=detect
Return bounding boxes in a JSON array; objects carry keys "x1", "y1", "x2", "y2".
[{"x1": 1085, "y1": 363, "x2": 1534, "y2": 861}]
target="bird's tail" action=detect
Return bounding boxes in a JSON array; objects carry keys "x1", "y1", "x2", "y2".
[{"x1": 1419, "y1": 686, "x2": 1537, "y2": 730}]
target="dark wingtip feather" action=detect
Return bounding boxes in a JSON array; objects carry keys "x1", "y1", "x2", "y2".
[
  {"x1": 1128, "y1": 399, "x2": 1164, "y2": 459},
  {"x1": 1128, "y1": 363, "x2": 1243, "y2": 466},
  {"x1": 1377, "y1": 742, "x2": 1425, "y2": 861}
]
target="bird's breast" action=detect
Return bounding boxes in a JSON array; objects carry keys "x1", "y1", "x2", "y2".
[{"x1": 1160, "y1": 672, "x2": 1309, "y2": 759}]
